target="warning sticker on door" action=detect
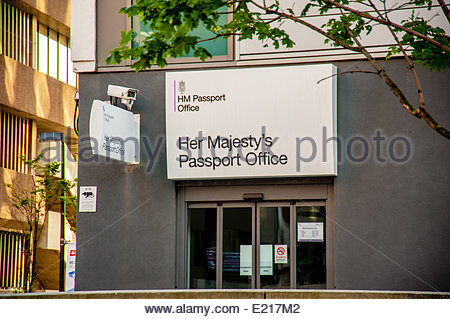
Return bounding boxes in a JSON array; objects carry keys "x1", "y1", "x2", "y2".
[{"x1": 274, "y1": 244, "x2": 288, "y2": 264}]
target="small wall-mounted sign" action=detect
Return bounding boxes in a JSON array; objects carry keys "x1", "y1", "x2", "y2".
[
  {"x1": 79, "y1": 186, "x2": 97, "y2": 213},
  {"x1": 89, "y1": 100, "x2": 140, "y2": 164}
]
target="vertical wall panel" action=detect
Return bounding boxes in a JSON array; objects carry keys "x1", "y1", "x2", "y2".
[
  {"x1": 27, "y1": 118, "x2": 32, "y2": 174},
  {"x1": 1, "y1": 112, "x2": 5, "y2": 168},
  {"x1": 25, "y1": 13, "x2": 29, "y2": 65},
  {"x1": 11, "y1": 114, "x2": 15, "y2": 171},
  {"x1": 6, "y1": 233, "x2": 12, "y2": 287},
  {"x1": 68, "y1": 40, "x2": 77, "y2": 86},
  {"x1": 0, "y1": 111, "x2": 2, "y2": 168},
  {"x1": 12, "y1": 114, "x2": 16, "y2": 170},
  {"x1": 6, "y1": 113, "x2": 11, "y2": 169},
  {"x1": 13, "y1": 3, "x2": 17, "y2": 59},
  {"x1": 32, "y1": 15, "x2": 38, "y2": 69},
  {"x1": 15, "y1": 115, "x2": 19, "y2": 170},
  {"x1": 8, "y1": 3, "x2": 12, "y2": 57},
  {"x1": 14, "y1": 7, "x2": 18, "y2": 61},
  {"x1": 14, "y1": 115, "x2": 18, "y2": 171},
  {"x1": 20, "y1": 118, "x2": 24, "y2": 172},
  {"x1": 19, "y1": 10, "x2": 23, "y2": 63},
  {"x1": 0, "y1": 2, "x2": 3, "y2": 55},
  {"x1": 0, "y1": 233, "x2": 3, "y2": 285},
  {"x1": 11, "y1": 4, "x2": 15, "y2": 60}
]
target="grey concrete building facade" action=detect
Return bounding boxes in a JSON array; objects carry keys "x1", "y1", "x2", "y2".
[{"x1": 72, "y1": 0, "x2": 450, "y2": 292}]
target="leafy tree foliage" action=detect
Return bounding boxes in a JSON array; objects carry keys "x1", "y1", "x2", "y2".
[
  {"x1": 107, "y1": 0, "x2": 450, "y2": 138},
  {"x1": 5, "y1": 154, "x2": 77, "y2": 292}
]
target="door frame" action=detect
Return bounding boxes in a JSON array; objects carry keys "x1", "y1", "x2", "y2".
[{"x1": 176, "y1": 183, "x2": 335, "y2": 289}]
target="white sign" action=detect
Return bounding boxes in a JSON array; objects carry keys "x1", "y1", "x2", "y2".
[
  {"x1": 89, "y1": 100, "x2": 140, "y2": 164},
  {"x1": 79, "y1": 186, "x2": 97, "y2": 212},
  {"x1": 65, "y1": 243, "x2": 76, "y2": 292},
  {"x1": 298, "y1": 222, "x2": 324, "y2": 242},
  {"x1": 166, "y1": 65, "x2": 337, "y2": 180},
  {"x1": 260, "y1": 245, "x2": 273, "y2": 276},
  {"x1": 240, "y1": 245, "x2": 252, "y2": 276},
  {"x1": 274, "y1": 244, "x2": 288, "y2": 264}
]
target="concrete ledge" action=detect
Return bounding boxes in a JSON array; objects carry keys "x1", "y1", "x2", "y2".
[
  {"x1": 0, "y1": 55, "x2": 76, "y2": 129},
  {"x1": 1, "y1": 289, "x2": 448, "y2": 299},
  {"x1": 264, "y1": 289, "x2": 450, "y2": 299},
  {"x1": 11, "y1": 0, "x2": 70, "y2": 33}
]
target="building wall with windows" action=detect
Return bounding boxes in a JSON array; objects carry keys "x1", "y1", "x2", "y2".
[
  {"x1": 73, "y1": 0, "x2": 450, "y2": 292},
  {"x1": 0, "y1": 0, "x2": 77, "y2": 292}
]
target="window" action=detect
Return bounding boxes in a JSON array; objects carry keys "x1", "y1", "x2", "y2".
[
  {"x1": 0, "y1": 2, "x2": 77, "y2": 86},
  {"x1": 0, "y1": 1, "x2": 33, "y2": 66},
  {"x1": 37, "y1": 23, "x2": 48, "y2": 74},
  {"x1": 0, "y1": 230, "x2": 28, "y2": 291},
  {"x1": 0, "y1": 111, "x2": 33, "y2": 174},
  {"x1": 36, "y1": 22, "x2": 77, "y2": 86},
  {"x1": 132, "y1": 9, "x2": 230, "y2": 60}
]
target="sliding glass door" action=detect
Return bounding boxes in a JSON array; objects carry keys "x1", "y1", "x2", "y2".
[{"x1": 187, "y1": 201, "x2": 327, "y2": 289}]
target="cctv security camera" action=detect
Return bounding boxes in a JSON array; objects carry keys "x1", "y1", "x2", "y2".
[{"x1": 107, "y1": 85, "x2": 139, "y2": 110}]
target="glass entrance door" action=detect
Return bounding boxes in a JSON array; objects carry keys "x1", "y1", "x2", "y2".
[
  {"x1": 296, "y1": 206, "x2": 326, "y2": 288},
  {"x1": 187, "y1": 201, "x2": 327, "y2": 289},
  {"x1": 258, "y1": 203, "x2": 291, "y2": 289},
  {"x1": 222, "y1": 205, "x2": 253, "y2": 288}
]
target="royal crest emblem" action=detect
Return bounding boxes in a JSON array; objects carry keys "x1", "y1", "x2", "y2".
[{"x1": 178, "y1": 80, "x2": 186, "y2": 94}]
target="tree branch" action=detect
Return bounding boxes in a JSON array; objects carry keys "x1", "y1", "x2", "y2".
[
  {"x1": 437, "y1": 0, "x2": 450, "y2": 24},
  {"x1": 324, "y1": 0, "x2": 450, "y2": 53},
  {"x1": 196, "y1": 33, "x2": 238, "y2": 43},
  {"x1": 317, "y1": 69, "x2": 378, "y2": 84},
  {"x1": 249, "y1": 0, "x2": 363, "y2": 52},
  {"x1": 369, "y1": 0, "x2": 426, "y2": 110},
  {"x1": 341, "y1": 6, "x2": 450, "y2": 139}
]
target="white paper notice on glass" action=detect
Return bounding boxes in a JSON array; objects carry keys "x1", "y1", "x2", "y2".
[
  {"x1": 298, "y1": 222, "x2": 324, "y2": 242},
  {"x1": 260, "y1": 245, "x2": 273, "y2": 276},
  {"x1": 274, "y1": 244, "x2": 288, "y2": 264},
  {"x1": 240, "y1": 245, "x2": 252, "y2": 276},
  {"x1": 79, "y1": 186, "x2": 97, "y2": 212}
]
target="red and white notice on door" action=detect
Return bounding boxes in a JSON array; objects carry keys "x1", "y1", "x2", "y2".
[{"x1": 274, "y1": 244, "x2": 288, "y2": 264}]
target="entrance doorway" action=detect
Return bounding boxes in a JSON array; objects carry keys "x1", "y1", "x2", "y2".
[{"x1": 187, "y1": 201, "x2": 327, "y2": 289}]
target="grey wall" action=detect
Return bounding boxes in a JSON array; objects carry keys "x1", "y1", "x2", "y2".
[
  {"x1": 76, "y1": 70, "x2": 176, "y2": 290},
  {"x1": 97, "y1": 0, "x2": 128, "y2": 68},
  {"x1": 76, "y1": 60, "x2": 449, "y2": 291},
  {"x1": 334, "y1": 60, "x2": 450, "y2": 291}
]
